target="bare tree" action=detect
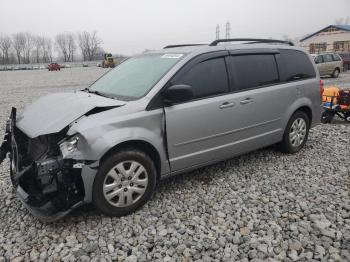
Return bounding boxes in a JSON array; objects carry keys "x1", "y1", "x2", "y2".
[
  {"x1": 0, "y1": 34, "x2": 12, "y2": 64},
  {"x1": 78, "y1": 31, "x2": 102, "y2": 61},
  {"x1": 54, "y1": 32, "x2": 76, "y2": 62},
  {"x1": 335, "y1": 17, "x2": 350, "y2": 25},
  {"x1": 13, "y1": 32, "x2": 26, "y2": 64},
  {"x1": 33, "y1": 36, "x2": 45, "y2": 63},
  {"x1": 67, "y1": 33, "x2": 76, "y2": 62},
  {"x1": 55, "y1": 33, "x2": 69, "y2": 62},
  {"x1": 40, "y1": 37, "x2": 52, "y2": 63},
  {"x1": 22, "y1": 32, "x2": 34, "y2": 64}
]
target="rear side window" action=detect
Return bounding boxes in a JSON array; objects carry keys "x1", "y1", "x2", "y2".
[
  {"x1": 279, "y1": 49, "x2": 316, "y2": 81},
  {"x1": 332, "y1": 54, "x2": 341, "y2": 61},
  {"x1": 322, "y1": 54, "x2": 333, "y2": 63},
  {"x1": 229, "y1": 54, "x2": 279, "y2": 91},
  {"x1": 174, "y1": 58, "x2": 229, "y2": 98}
]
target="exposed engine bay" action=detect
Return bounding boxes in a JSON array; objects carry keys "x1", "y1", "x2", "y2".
[{"x1": 0, "y1": 108, "x2": 92, "y2": 222}]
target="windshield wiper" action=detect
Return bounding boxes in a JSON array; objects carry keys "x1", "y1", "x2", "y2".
[{"x1": 83, "y1": 88, "x2": 116, "y2": 99}]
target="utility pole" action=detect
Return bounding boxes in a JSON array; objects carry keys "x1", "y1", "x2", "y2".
[
  {"x1": 216, "y1": 24, "x2": 220, "y2": 40},
  {"x1": 226, "y1": 21, "x2": 231, "y2": 39}
]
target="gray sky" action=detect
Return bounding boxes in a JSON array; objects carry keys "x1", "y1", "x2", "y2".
[{"x1": 1, "y1": 0, "x2": 349, "y2": 55}]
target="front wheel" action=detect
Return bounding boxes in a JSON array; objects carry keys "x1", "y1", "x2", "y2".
[
  {"x1": 332, "y1": 68, "x2": 340, "y2": 78},
  {"x1": 279, "y1": 111, "x2": 310, "y2": 154},
  {"x1": 93, "y1": 148, "x2": 157, "y2": 217}
]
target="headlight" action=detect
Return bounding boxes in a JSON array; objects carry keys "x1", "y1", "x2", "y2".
[{"x1": 59, "y1": 136, "x2": 79, "y2": 158}]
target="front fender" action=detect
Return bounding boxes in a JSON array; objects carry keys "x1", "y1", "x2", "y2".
[{"x1": 66, "y1": 126, "x2": 170, "y2": 177}]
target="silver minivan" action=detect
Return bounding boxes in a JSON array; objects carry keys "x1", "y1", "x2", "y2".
[
  {"x1": 312, "y1": 53, "x2": 343, "y2": 77},
  {"x1": 0, "y1": 39, "x2": 322, "y2": 221}
]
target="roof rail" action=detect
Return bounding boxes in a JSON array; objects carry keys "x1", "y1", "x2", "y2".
[
  {"x1": 163, "y1": 44, "x2": 206, "y2": 49},
  {"x1": 209, "y1": 38, "x2": 294, "y2": 46}
]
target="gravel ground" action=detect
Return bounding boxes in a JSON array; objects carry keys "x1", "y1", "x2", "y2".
[{"x1": 0, "y1": 68, "x2": 349, "y2": 261}]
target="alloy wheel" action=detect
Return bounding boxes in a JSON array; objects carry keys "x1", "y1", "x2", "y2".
[{"x1": 289, "y1": 118, "x2": 307, "y2": 147}]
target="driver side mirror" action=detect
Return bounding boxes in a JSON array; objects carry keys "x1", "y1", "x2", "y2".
[{"x1": 162, "y1": 84, "x2": 194, "y2": 105}]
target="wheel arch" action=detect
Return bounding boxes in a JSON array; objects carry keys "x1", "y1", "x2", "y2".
[
  {"x1": 283, "y1": 98, "x2": 313, "y2": 131},
  {"x1": 100, "y1": 139, "x2": 162, "y2": 181},
  {"x1": 296, "y1": 105, "x2": 312, "y2": 124}
]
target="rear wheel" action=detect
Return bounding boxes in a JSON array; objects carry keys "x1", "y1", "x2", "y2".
[
  {"x1": 321, "y1": 111, "x2": 334, "y2": 124},
  {"x1": 332, "y1": 68, "x2": 340, "y2": 78},
  {"x1": 93, "y1": 148, "x2": 157, "y2": 217},
  {"x1": 345, "y1": 112, "x2": 350, "y2": 122},
  {"x1": 279, "y1": 111, "x2": 310, "y2": 154}
]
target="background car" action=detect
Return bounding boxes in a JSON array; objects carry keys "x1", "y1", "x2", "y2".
[
  {"x1": 312, "y1": 53, "x2": 343, "y2": 78},
  {"x1": 338, "y1": 52, "x2": 350, "y2": 71},
  {"x1": 48, "y1": 63, "x2": 61, "y2": 71}
]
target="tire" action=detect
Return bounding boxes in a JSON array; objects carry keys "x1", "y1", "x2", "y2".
[
  {"x1": 93, "y1": 148, "x2": 157, "y2": 217},
  {"x1": 321, "y1": 111, "x2": 334, "y2": 124},
  {"x1": 279, "y1": 111, "x2": 310, "y2": 154},
  {"x1": 345, "y1": 112, "x2": 350, "y2": 123},
  {"x1": 332, "y1": 68, "x2": 340, "y2": 78}
]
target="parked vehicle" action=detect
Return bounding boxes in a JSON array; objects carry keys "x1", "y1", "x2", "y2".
[
  {"x1": 338, "y1": 52, "x2": 350, "y2": 71},
  {"x1": 102, "y1": 53, "x2": 116, "y2": 68},
  {"x1": 0, "y1": 38, "x2": 322, "y2": 221},
  {"x1": 48, "y1": 63, "x2": 61, "y2": 71},
  {"x1": 311, "y1": 53, "x2": 343, "y2": 78}
]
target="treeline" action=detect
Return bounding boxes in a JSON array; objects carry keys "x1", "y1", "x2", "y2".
[{"x1": 0, "y1": 31, "x2": 104, "y2": 65}]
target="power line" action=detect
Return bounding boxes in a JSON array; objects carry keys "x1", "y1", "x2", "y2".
[
  {"x1": 225, "y1": 21, "x2": 230, "y2": 39},
  {"x1": 216, "y1": 24, "x2": 220, "y2": 40}
]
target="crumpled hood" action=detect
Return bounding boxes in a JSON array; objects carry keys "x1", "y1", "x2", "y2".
[{"x1": 16, "y1": 91, "x2": 125, "y2": 138}]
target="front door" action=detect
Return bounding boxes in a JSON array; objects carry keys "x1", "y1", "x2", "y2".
[{"x1": 164, "y1": 54, "x2": 233, "y2": 171}]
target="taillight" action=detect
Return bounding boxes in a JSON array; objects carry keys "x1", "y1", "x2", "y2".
[{"x1": 320, "y1": 79, "x2": 324, "y2": 100}]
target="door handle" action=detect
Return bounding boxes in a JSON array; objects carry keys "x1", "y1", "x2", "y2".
[
  {"x1": 219, "y1": 101, "x2": 235, "y2": 109},
  {"x1": 240, "y1": 98, "x2": 254, "y2": 104}
]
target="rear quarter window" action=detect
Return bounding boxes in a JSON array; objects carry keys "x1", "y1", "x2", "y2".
[
  {"x1": 279, "y1": 49, "x2": 316, "y2": 82},
  {"x1": 332, "y1": 54, "x2": 341, "y2": 61}
]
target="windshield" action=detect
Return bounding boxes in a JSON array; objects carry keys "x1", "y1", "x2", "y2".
[{"x1": 89, "y1": 53, "x2": 184, "y2": 100}]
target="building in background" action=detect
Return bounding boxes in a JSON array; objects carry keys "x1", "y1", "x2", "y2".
[{"x1": 300, "y1": 25, "x2": 350, "y2": 53}]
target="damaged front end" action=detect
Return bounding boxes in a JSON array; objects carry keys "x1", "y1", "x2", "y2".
[{"x1": 0, "y1": 108, "x2": 95, "y2": 222}]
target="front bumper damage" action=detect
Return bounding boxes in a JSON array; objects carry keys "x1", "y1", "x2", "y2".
[{"x1": 0, "y1": 108, "x2": 98, "y2": 222}]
